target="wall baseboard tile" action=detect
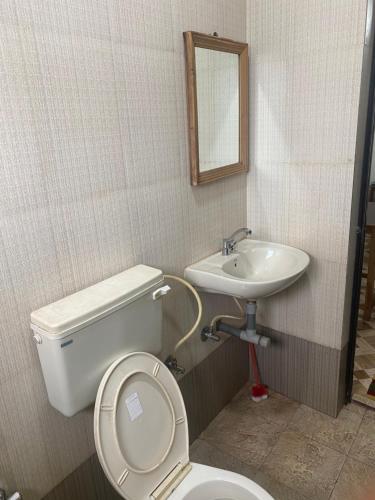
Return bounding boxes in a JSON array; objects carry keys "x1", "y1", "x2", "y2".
[
  {"x1": 255, "y1": 325, "x2": 348, "y2": 417},
  {"x1": 43, "y1": 337, "x2": 249, "y2": 500}
]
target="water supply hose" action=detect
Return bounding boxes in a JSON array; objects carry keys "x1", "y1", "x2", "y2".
[
  {"x1": 209, "y1": 296, "x2": 245, "y2": 332},
  {"x1": 163, "y1": 275, "x2": 202, "y2": 355}
]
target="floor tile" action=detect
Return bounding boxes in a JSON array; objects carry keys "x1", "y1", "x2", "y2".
[
  {"x1": 201, "y1": 405, "x2": 285, "y2": 467},
  {"x1": 227, "y1": 385, "x2": 300, "y2": 427},
  {"x1": 352, "y1": 382, "x2": 375, "y2": 410},
  {"x1": 356, "y1": 354, "x2": 375, "y2": 369},
  {"x1": 357, "y1": 321, "x2": 370, "y2": 331},
  {"x1": 189, "y1": 439, "x2": 258, "y2": 479},
  {"x1": 354, "y1": 369, "x2": 370, "y2": 379},
  {"x1": 345, "y1": 401, "x2": 367, "y2": 417},
  {"x1": 354, "y1": 259, "x2": 375, "y2": 410},
  {"x1": 225, "y1": 383, "x2": 253, "y2": 411},
  {"x1": 330, "y1": 457, "x2": 375, "y2": 500},
  {"x1": 357, "y1": 328, "x2": 375, "y2": 338},
  {"x1": 364, "y1": 336, "x2": 375, "y2": 348},
  {"x1": 358, "y1": 378, "x2": 373, "y2": 390},
  {"x1": 262, "y1": 431, "x2": 345, "y2": 500},
  {"x1": 355, "y1": 338, "x2": 375, "y2": 356},
  {"x1": 350, "y1": 410, "x2": 375, "y2": 467},
  {"x1": 288, "y1": 404, "x2": 363, "y2": 454},
  {"x1": 255, "y1": 470, "x2": 310, "y2": 500},
  {"x1": 353, "y1": 380, "x2": 370, "y2": 396}
]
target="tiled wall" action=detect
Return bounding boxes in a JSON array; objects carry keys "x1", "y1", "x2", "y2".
[
  {"x1": 247, "y1": 0, "x2": 367, "y2": 350},
  {"x1": 0, "y1": 1, "x2": 247, "y2": 499},
  {"x1": 0, "y1": 0, "x2": 369, "y2": 497}
]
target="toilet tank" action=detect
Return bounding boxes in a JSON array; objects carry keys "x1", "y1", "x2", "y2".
[{"x1": 30, "y1": 265, "x2": 166, "y2": 417}]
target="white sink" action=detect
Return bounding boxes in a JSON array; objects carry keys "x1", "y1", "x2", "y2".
[{"x1": 184, "y1": 239, "x2": 310, "y2": 300}]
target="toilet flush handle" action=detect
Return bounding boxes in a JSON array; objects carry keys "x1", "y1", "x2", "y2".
[{"x1": 152, "y1": 285, "x2": 171, "y2": 300}]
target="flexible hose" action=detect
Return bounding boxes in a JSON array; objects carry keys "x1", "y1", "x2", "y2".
[
  {"x1": 210, "y1": 314, "x2": 243, "y2": 332},
  {"x1": 210, "y1": 296, "x2": 245, "y2": 333},
  {"x1": 163, "y1": 274, "x2": 203, "y2": 355},
  {"x1": 233, "y1": 297, "x2": 244, "y2": 315}
]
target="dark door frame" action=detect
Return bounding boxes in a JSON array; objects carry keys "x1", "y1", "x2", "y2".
[{"x1": 345, "y1": 0, "x2": 375, "y2": 402}]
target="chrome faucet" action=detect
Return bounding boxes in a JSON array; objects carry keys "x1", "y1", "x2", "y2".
[{"x1": 222, "y1": 227, "x2": 252, "y2": 256}]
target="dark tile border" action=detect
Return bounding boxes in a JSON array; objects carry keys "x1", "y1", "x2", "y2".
[
  {"x1": 255, "y1": 325, "x2": 347, "y2": 417},
  {"x1": 180, "y1": 336, "x2": 249, "y2": 442}
]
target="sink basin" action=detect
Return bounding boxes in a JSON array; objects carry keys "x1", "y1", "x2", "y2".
[{"x1": 184, "y1": 239, "x2": 310, "y2": 300}]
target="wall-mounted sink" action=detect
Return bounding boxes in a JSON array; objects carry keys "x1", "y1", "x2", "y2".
[{"x1": 184, "y1": 239, "x2": 310, "y2": 300}]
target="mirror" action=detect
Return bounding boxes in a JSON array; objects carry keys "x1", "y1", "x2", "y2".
[
  {"x1": 184, "y1": 32, "x2": 248, "y2": 186},
  {"x1": 196, "y1": 48, "x2": 239, "y2": 171}
]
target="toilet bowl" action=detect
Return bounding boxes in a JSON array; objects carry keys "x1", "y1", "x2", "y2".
[
  {"x1": 169, "y1": 463, "x2": 272, "y2": 500},
  {"x1": 94, "y1": 352, "x2": 273, "y2": 500}
]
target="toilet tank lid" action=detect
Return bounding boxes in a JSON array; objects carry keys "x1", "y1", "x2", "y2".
[{"x1": 30, "y1": 265, "x2": 163, "y2": 338}]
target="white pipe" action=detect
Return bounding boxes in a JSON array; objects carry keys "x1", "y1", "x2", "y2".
[{"x1": 163, "y1": 274, "x2": 203, "y2": 355}]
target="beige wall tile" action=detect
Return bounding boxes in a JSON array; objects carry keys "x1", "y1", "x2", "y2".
[
  {"x1": 0, "y1": 1, "x2": 247, "y2": 497},
  {"x1": 247, "y1": 0, "x2": 367, "y2": 349},
  {"x1": 0, "y1": 0, "x2": 367, "y2": 497}
]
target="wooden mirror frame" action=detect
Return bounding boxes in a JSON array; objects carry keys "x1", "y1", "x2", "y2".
[{"x1": 183, "y1": 31, "x2": 249, "y2": 186}]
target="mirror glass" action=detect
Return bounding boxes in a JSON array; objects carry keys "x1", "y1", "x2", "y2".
[{"x1": 195, "y1": 47, "x2": 239, "y2": 172}]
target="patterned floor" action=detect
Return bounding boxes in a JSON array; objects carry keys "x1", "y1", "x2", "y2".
[
  {"x1": 353, "y1": 231, "x2": 375, "y2": 408},
  {"x1": 353, "y1": 319, "x2": 375, "y2": 408}
]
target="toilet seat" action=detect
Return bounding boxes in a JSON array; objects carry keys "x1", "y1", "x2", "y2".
[{"x1": 94, "y1": 352, "x2": 190, "y2": 500}]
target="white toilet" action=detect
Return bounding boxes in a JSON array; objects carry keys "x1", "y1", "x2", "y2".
[
  {"x1": 94, "y1": 351, "x2": 273, "y2": 500},
  {"x1": 31, "y1": 265, "x2": 273, "y2": 500}
]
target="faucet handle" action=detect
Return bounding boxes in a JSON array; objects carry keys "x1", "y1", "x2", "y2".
[
  {"x1": 222, "y1": 238, "x2": 235, "y2": 256},
  {"x1": 222, "y1": 228, "x2": 251, "y2": 256},
  {"x1": 165, "y1": 356, "x2": 185, "y2": 375},
  {"x1": 229, "y1": 227, "x2": 252, "y2": 240},
  {"x1": 201, "y1": 327, "x2": 221, "y2": 342}
]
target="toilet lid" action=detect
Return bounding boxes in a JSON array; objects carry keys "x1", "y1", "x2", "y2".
[{"x1": 94, "y1": 352, "x2": 190, "y2": 500}]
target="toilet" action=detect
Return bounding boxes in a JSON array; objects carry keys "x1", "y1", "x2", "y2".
[
  {"x1": 94, "y1": 351, "x2": 273, "y2": 500},
  {"x1": 31, "y1": 265, "x2": 273, "y2": 500}
]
